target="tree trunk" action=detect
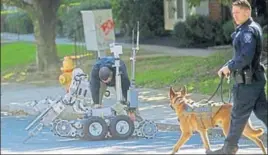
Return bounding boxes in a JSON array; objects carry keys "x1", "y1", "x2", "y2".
[{"x1": 31, "y1": 0, "x2": 60, "y2": 73}]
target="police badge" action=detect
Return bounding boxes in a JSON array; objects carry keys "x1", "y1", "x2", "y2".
[{"x1": 243, "y1": 32, "x2": 252, "y2": 43}]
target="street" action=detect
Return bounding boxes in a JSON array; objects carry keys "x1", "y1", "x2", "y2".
[
  {"x1": 1, "y1": 116, "x2": 264, "y2": 154},
  {"x1": 1, "y1": 82, "x2": 266, "y2": 154}
]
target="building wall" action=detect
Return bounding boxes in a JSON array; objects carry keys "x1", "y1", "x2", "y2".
[
  {"x1": 195, "y1": 0, "x2": 209, "y2": 16},
  {"x1": 163, "y1": 0, "x2": 223, "y2": 30},
  {"x1": 208, "y1": 0, "x2": 222, "y2": 21}
]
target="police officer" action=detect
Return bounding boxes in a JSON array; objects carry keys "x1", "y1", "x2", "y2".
[
  {"x1": 207, "y1": 0, "x2": 267, "y2": 154},
  {"x1": 90, "y1": 56, "x2": 130, "y2": 108}
]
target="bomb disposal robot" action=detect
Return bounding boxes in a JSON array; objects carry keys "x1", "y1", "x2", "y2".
[{"x1": 23, "y1": 22, "x2": 158, "y2": 143}]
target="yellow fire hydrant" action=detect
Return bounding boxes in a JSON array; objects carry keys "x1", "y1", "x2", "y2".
[{"x1": 59, "y1": 56, "x2": 75, "y2": 93}]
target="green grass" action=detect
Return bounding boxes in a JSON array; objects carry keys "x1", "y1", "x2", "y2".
[
  {"x1": 1, "y1": 41, "x2": 80, "y2": 71},
  {"x1": 130, "y1": 50, "x2": 233, "y2": 95},
  {"x1": 3, "y1": 41, "x2": 264, "y2": 96},
  {"x1": 129, "y1": 50, "x2": 267, "y2": 95},
  {"x1": 82, "y1": 53, "x2": 232, "y2": 95},
  {"x1": 0, "y1": 41, "x2": 156, "y2": 72}
]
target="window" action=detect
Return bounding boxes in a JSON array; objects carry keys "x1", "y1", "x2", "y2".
[
  {"x1": 164, "y1": 0, "x2": 187, "y2": 30},
  {"x1": 167, "y1": 0, "x2": 176, "y2": 19}
]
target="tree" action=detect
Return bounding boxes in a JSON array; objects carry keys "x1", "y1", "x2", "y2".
[
  {"x1": 1, "y1": 0, "x2": 61, "y2": 73},
  {"x1": 111, "y1": 0, "x2": 166, "y2": 38}
]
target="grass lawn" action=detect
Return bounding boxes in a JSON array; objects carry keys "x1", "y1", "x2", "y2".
[
  {"x1": 1, "y1": 41, "x2": 78, "y2": 71},
  {"x1": 2, "y1": 41, "x2": 265, "y2": 95},
  {"x1": 127, "y1": 50, "x2": 233, "y2": 95},
  {"x1": 82, "y1": 49, "x2": 234, "y2": 95},
  {"x1": 0, "y1": 41, "x2": 153, "y2": 72}
]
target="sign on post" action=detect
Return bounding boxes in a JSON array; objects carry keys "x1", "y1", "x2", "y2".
[{"x1": 81, "y1": 9, "x2": 115, "y2": 58}]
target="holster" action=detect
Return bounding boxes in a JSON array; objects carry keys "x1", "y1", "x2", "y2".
[
  {"x1": 233, "y1": 72, "x2": 244, "y2": 84},
  {"x1": 244, "y1": 68, "x2": 253, "y2": 84},
  {"x1": 233, "y1": 68, "x2": 253, "y2": 84}
]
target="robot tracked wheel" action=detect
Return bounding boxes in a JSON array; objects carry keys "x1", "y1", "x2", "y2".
[
  {"x1": 83, "y1": 116, "x2": 109, "y2": 141},
  {"x1": 108, "y1": 115, "x2": 135, "y2": 140},
  {"x1": 139, "y1": 120, "x2": 158, "y2": 139}
]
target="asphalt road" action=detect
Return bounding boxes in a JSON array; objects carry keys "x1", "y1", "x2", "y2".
[{"x1": 1, "y1": 116, "x2": 265, "y2": 154}]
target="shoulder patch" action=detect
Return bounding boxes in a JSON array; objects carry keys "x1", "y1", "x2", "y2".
[{"x1": 243, "y1": 32, "x2": 253, "y2": 43}]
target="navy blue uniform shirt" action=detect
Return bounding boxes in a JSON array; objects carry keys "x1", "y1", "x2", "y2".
[{"x1": 228, "y1": 18, "x2": 263, "y2": 72}]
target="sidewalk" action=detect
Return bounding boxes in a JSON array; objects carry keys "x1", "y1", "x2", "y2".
[{"x1": 1, "y1": 32, "x2": 220, "y2": 57}]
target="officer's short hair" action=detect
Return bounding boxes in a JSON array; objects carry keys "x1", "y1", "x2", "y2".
[
  {"x1": 232, "y1": 0, "x2": 252, "y2": 11},
  {"x1": 99, "y1": 66, "x2": 112, "y2": 81}
]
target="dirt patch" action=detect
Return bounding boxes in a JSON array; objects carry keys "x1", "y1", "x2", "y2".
[{"x1": 9, "y1": 110, "x2": 29, "y2": 116}]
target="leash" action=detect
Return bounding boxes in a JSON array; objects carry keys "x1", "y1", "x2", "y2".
[{"x1": 206, "y1": 74, "x2": 232, "y2": 104}]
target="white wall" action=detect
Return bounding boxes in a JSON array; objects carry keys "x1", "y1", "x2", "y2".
[{"x1": 193, "y1": 0, "x2": 209, "y2": 16}]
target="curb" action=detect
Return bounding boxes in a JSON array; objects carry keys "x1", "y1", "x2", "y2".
[{"x1": 207, "y1": 45, "x2": 232, "y2": 50}]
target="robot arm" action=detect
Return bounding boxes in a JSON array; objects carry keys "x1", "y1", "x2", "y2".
[{"x1": 23, "y1": 97, "x2": 65, "y2": 143}]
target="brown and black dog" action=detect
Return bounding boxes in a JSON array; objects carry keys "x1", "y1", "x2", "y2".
[{"x1": 169, "y1": 86, "x2": 266, "y2": 154}]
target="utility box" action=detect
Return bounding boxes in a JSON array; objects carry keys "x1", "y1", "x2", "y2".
[{"x1": 81, "y1": 9, "x2": 115, "y2": 58}]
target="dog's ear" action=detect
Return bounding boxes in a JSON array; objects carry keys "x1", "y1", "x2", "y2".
[
  {"x1": 181, "y1": 85, "x2": 187, "y2": 96},
  {"x1": 169, "y1": 87, "x2": 176, "y2": 99}
]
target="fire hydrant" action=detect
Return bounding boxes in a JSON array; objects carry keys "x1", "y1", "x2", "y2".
[{"x1": 59, "y1": 56, "x2": 75, "y2": 92}]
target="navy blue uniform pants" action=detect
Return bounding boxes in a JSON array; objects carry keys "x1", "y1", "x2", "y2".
[{"x1": 225, "y1": 80, "x2": 267, "y2": 146}]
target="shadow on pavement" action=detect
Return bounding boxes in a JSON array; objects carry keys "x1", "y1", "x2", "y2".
[{"x1": 1, "y1": 116, "x2": 262, "y2": 154}]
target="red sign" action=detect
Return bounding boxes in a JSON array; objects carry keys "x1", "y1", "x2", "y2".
[{"x1": 100, "y1": 19, "x2": 115, "y2": 36}]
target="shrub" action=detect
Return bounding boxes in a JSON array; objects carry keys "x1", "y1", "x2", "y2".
[
  {"x1": 3, "y1": 11, "x2": 33, "y2": 34},
  {"x1": 173, "y1": 15, "x2": 224, "y2": 48},
  {"x1": 222, "y1": 20, "x2": 235, "y2": 44},
  {"x1": 173, "y1": 21, "x2": 193, "y2": 47},
  {"x1": 1, "y1": 14, "x2": 7, "y2": 32},
  {"x1": 255, "y1": 15, "x2": 268, "y2": 27},
  {"x1": 60, "y1": 0, "x2": 111, "y2": 41},
  {"x1": 111, "y1": 0, "x2": 167, "y2": 38}
]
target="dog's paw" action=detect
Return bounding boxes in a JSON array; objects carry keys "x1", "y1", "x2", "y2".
[{"x1": 170, "y1": 149, "x2": 177, "y2": 155}]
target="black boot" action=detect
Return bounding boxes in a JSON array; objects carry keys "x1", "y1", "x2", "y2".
[{"x1": 206, "y1": 142, "x2": 238, "y2": 154}]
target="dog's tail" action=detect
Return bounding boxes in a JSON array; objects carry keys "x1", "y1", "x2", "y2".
[
  {"x1": 251, "y1": 128, "x2": 264, "y2": 137},
  {"x1": 245, "y1": 119, "x2": 264, "y2": 137}
]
